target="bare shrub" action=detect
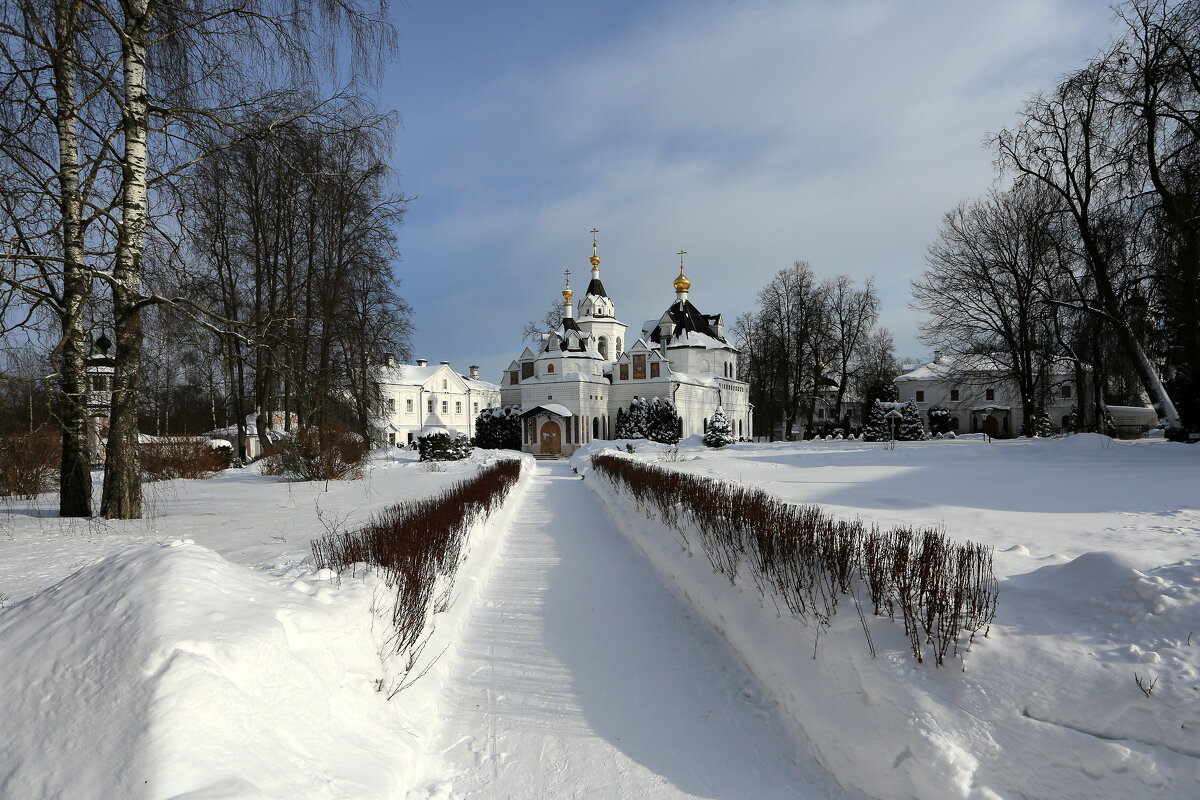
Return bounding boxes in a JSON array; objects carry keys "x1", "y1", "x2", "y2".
[
  {"x1": 590, "y1": 453, "x2": 998, "y2": 666},
  {"x1": 311, "y1": 458, "x2": 522, "y2": 693},
  {"x1": 141, "y1": 437, "x2": 226, "y2": 481},
  {"x1": 260, "y1": 428, "x2": 367, "y2": 481},
  {"x1": 0, "y1": 429, "x2": 60, "y2": 499}
]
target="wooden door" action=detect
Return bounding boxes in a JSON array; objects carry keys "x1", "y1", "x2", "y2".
[
  {"x1": 982, "y1": 415, "x2": 999, "y2": 437},
  {"x1": 540, "y1": 420, "x2": 562, "y2": 454}
]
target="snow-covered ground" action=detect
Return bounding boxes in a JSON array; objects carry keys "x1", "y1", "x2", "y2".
[
  {"x1": 573, "y1": 434, "x2": 1200, "y2": 800},
  {"x1": 2, "y1": 437, "x2": 1198, "y2": 799}
]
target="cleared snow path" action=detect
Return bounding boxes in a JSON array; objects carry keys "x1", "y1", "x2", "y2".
[{"x1": 410, "y1": 461, "x2": 848, "y2": 799}]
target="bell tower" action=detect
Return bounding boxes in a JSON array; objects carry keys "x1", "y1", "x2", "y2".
[{"x1": 574, "y1": 228, "x2": 626, "y2": 362}]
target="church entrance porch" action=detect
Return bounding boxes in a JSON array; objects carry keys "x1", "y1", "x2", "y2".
[
  {"x1": 519, "y1": 403, "x2": 576, "y2": 457},
  {"x1": 540, "y1": 420, "x2": 562, "y2": 455}
]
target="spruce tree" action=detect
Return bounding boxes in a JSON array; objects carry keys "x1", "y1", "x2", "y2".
[
  {"x1": 473, "y1": 406, "x2": 522, "y2": 450},
  {"x1": 623, "y1": 397, "x2": 648, "y2": 439},
  {"x1": 704, "y1": 406, "x2": 735, "y2": 447},
  {"x1": 927, "y1": 405, "x2": 952, "y2": 436},
  {"x1": 862, "y1": 400, "x2": 889, "y2": 442},
  {"x1": 646, "y1": 398, "x2": 681, "y2": 444},
  {"x1": 897, "y1": 400, "x2": 925, "y2": 441}
]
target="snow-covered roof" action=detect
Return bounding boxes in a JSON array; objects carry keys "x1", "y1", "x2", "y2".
[
  {"x1": 461, "y1": 376, "x2": 501, "y2": 392},
  {"x1": 376, "y1": 364, "x2": 445, "y2": 386},
  {"x1": 896, "y1": 353, "x2": 1074, "y2": 382}
]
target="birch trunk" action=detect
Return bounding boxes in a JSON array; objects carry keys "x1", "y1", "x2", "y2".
[
  {"x1": 53, "y1": 0, "x2": 93, "y2": 517},
  {"x1": 101, "y1": 0, "x2": 152, "y2": 519}
]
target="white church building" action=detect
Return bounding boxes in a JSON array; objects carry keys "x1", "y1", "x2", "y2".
[{"x1": 500, "y1": 234, "x2": 752, "y2": 456}]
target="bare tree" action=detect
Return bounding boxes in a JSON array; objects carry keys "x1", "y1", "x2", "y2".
[
  {"x1": 913, "y1": 183, "x2": 1062, "y2": 436},
  {"x1": 826, "y1": 274, "x2": 880, "y2": 422}
]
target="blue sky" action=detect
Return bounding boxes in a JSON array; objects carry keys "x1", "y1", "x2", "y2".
[{"x1": 381, "y1": 0, "x2": 1117, "y2": 382}]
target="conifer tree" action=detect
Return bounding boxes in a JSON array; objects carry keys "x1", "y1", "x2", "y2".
[
  {"x1": 897, "y1": 400, "x2": 925, "y2": 441},
  {"x1": 927, "y1": 405, "x2": 953, "y2": 436},
  {"x1": 473, "y1": 406, "x2": 522, "y2": 450},
  {"x1": 862, "y1": 399, "x2": 889, "y2": 442},
  {"x1": 646, "y1": 398, "x2": 681, "y2": 444},
  {"x1": 704, "y1": 406, "x2": 735, "y2": 448}
]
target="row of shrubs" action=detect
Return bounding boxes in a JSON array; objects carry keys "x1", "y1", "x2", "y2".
[
  {"x1": 310, "y1": 458, "x2": 522, "y2": 693},
  {"x1": 590, "y1": 453, "x2": 998, "y2": 666}
]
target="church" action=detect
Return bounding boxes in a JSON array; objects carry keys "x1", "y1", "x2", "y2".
[{"x1": 500, "y1": 232, "x2": 752, "y2": 456}]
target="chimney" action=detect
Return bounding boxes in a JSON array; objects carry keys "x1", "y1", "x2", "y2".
[
  {"x1": 383, "y1": 352, "x2": 395, "y2": 368},
  {"x1": 469, "y1": 365, "x2": 480, "y2": 380},
  {"x1": 415, "y1": 358, "x2": 428, "y2": 367},
  {"x1": 440, "y1": 360, "x2": 450, "y2": 366}
]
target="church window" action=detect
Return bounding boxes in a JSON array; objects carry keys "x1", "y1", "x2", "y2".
[
  {"x1": 441, "y1": 400, "x2": 448, "y2": 414},
  {"x1": 633, "y1": 354, "x2": 647, "y2": 380},
  {"x1": 474, "y1": 402, "x2": 479, "y2": 414},
  {"x1": 1062, "y1": 384, "x2": 1072, "y2": 399},
  {"x1": 455, "y1": 401, "x2": 462, "y2": 414},
  {"x1": 616, "y1": 337, "x2": 623, "y2": 356},
  {"x1": 619, "y1": 364, "x2": 628, "y2": 380},
  {"x1": 593, "y1": 418, "x2": 599, "y2": 439},
  {"x1": 598, "y1": 337, "x2": 609, "y2": 359},
  {"x1": 950, "y1": 389, "x2": 959, "y2": 401},
  {"x1": 442, "y1": 379, "x2": 448, "y2": 389},
  {"x1": 387, "y1": 398, "x2": 396, "y2": 413},
  {"x1": 427, "y1": 399, "x2": 433, "y2": 413},
  {"x1": 915, "y1": 391, "x2": 925, "y2": 402},
  {"x1": 406, "y1": 398, "x2": 413, "y2": 412},
  {"x1": 650, "y1": 361, "x2": 660, "y2": 378},
  {"x1": 547, "y1": 364, "x2": 555, "y2": 374},
  {"x1": 522, "y1": 362, "x2": 534, "y2": 379},
  {"x1": 389, "y1": 433, "x2": 396, "y2": 446},
  {"x1": 738, "y1": 419, "x2": 743, "y2": 437},
  {"x1": 509, "y1": 370, "x2": 519, "y2": 385},
  {"x1": 985, "y1": 388, "x2": 995, "y2": 401}
]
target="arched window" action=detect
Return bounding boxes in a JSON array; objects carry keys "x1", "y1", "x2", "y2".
[
  {"x1": 547, "y1": 363, "x2": 555, "y2": 373},
  {"x1": 616, "y1": 337, "x2": 623, "y2": 356},
  {"x1": 738, "y1": 419, "x2": 743, "y2": 437},
  {"x1": 598, "y1": 336, "x2": 609, "y2": 359},
  {"x1": 593, "y1": 417, "x2": 599, "y2": 439}
]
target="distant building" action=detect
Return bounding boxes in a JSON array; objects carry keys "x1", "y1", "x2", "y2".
[
  {"x1": 373, "y1": 357, "x2": 501, "y2": 445},
  {"x1": 85, "y1": 333, "x2": 115, "y2": 465},
  {"x1": 500, "y1": 234, "x2": 752, "y2": 456},
  {"x1": 894, "y1": 352, "x2": 1079, "y2": 437}
]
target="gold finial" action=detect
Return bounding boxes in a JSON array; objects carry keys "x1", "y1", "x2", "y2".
[
  {"x1": 590, "y1": 228, "x2": 601, "y2": 267},
  {"x1": 674, "y1": 250, "x2": 691, "y2": 293},
  {"x1": 562, "y1": 268, "x2": 573, "y2": 305}
]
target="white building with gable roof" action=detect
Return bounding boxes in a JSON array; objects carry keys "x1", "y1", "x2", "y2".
[
  {"x1": 373, "y1": 356, "x2": 500, "y2": 445},
  {"x1": 500, "y1": 234, "x2": 752, "y2": 456}
]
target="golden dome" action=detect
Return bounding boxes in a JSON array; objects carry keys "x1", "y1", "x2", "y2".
[
  {"x1": 562, "y1": 288, "x2": 574, "y2": 304},
  {"x1": 674, "y1": 264, "x2": 691, "y2": 293}
]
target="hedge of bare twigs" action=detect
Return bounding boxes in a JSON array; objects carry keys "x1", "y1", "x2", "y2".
[
  {"x1": 311, "y1": 458, "x2": 521, "y2": 693},
  {"x1": 592, "y1": 453, "x2": 997, "y2": 666}
]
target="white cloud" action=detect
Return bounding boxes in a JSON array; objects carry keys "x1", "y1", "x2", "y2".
[{"x1": 399, "y1": 0, "x2": 1115, "y2": 382}]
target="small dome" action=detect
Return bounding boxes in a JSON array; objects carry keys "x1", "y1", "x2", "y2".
[
  {"x1": 674, "y1": 265, "x2": 691, "y2": 292},
  {"x1": 590, "y1": 254, "x2": 601, "y2": 267}
]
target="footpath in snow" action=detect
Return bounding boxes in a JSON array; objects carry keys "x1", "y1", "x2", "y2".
[{"x1": 410, "y1": 461, "x2": 850, "y2": 799}]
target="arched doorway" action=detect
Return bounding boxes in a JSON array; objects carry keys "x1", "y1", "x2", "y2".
[
  {"x1": 540, "y1": 420, "x2": 562, "y2": 454},
  {"x1": 592, "y1": 417, "x2": 599, "y2": 439},
  {"x1": 982, "y1": 415, "x2": 1000, "y2": 437}
]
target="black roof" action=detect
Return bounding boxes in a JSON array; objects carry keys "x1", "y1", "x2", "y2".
[
  {"x1": 586, "y1": 277, "x2": 608, "y2": 299},
  {"x1": 648, "y1": 299, "x2": 725, "y2": 346}
]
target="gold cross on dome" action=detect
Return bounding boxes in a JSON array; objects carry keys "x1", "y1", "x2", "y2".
[
  {"x1": 591, "y1": 228, "x2": 599, "y2": 247},
  {"x1": 563, "y1": 268, "x2": 571, "y2": 288},
  {"x1": 677, "y1": 250, "x2": 687, "y2": 268}
]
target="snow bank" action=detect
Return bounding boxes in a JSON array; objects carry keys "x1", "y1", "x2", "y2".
[
  {"x1": 574, "y1": 442, "x2": 1200, "y2": 800},
  {"x1": 0, "y1": 453, "x2": 535, "y2": 800},
  {"x1": 0, "y1": 540, "x2": 404, "y2": 799}
]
